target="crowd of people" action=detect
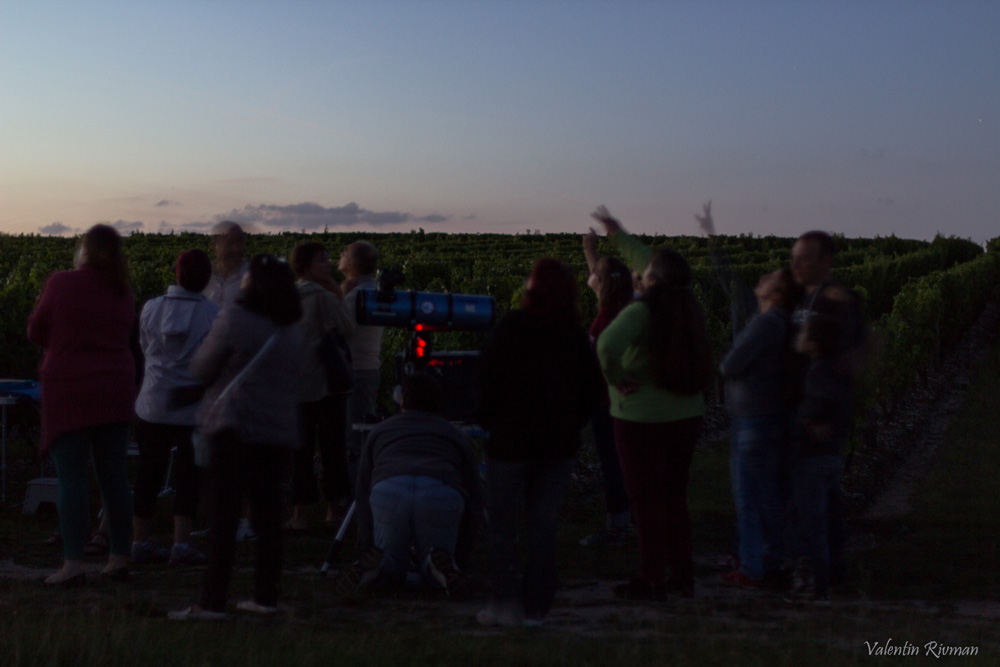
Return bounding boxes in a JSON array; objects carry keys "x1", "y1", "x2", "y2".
[{"x1": 24, "y1": 204, "x2": 866, "y2": 623}]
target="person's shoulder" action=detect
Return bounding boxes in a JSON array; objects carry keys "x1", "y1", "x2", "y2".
[{"x1": 617, "y1": 300, "x2": 649, "y2": 322}]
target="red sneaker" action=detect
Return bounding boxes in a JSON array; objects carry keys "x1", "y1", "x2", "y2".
[{"x1": 720, "y1": 570, "x2": 761, "y2": 589}]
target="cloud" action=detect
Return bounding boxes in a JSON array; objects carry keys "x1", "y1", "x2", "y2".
[
  {"x1": 415, "y1": 214, "x2": 450, "y2": 224},
  {"x1": 39, "y1": 222, "x2": 74, "y2": 235},
  {"x1": 182, "y1": 202, "x2": 436, "y2": 232},
  {"x1": 111, "y1": 220, "x2": 144, "y2": 233},
  {"x1": 155, "y1": 200, "x2": 179, "y2": 207}
]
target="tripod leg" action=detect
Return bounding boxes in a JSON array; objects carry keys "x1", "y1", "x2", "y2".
[{"x1": 318, "y1": 500, "x2": 357, "y2": 576}]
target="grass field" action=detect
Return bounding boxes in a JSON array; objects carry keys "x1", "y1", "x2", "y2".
[{"x1": 2, "y1": 341, "x2": 998, "y2": 665}]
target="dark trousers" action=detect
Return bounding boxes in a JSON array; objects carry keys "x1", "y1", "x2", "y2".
[
  {"x1": 133, "y1": 419, "x2": 201, "y2": 520},
  {"x1": 200, "y1": 431, "x2": 289, "y2": 611},
  {"x1": 615, "y1": 416, "x2": 702, "y2": 585},
  {"x1": 291, "y1": 395, "x2": 349, "y2": 506},
  {"x1": 590, "y1": 407, "x2": 630, "y2": 515},
  {"x1": 485, "y1": 457, "x2": 575, "y2": 619}
]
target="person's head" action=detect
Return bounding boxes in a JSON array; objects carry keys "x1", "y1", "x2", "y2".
[
  {"x1": 290, "y1": 241, "x2": 330, "y2": 281},
  {"x1": 523, "y1": 257, "x2": 581, "y2": 323},
  {"x1": 791, "y1": 231, "x2": 836, "y2": 291},
  {"x1": 797, "y1": 313, "x2": 842, "y2": 358},
  {"x1": 642, "y1": 246, "x2": 693, "y2": 292},
  {"x1": 400, "y1": 372, "x2": 444, "y2": 414},
  {"x1": 338, "y1": 241, "x2": 378, "y2": 278},
  {"x1": 754, "y1": 267, "x2": 803, "y2": 313},
  {"x1": 240, "y1": 254, "x2": 302, "y2": 325},
  {"x1": 587, "y1": 256, "x2": 633, "y2": 315},
  {"x1": 210, "y1": 221, "x2": 246, "y2": 265},
  {"x1": 175, "y1": 249, "x2": 212, "y2": 293},
  {"x1": 77, "y1": 224, "x2": 129, "y2": 295},
  {"x1": 639, "y1": 246, "x2": 713, "y2": 395}
]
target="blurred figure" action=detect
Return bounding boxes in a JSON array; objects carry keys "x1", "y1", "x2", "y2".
[
  {"x1": 786, "y1": 231, "x2": 867, "y2": 604},
  {"x1": 131, "y1": 250, "x2": 219, "y2": 566},
  {"x1": 579, "y1": 230, "x2": 633, "y2": 546},
  {"x1": 787, "y1": 313, "x2": 852, "y2": 605},
  {"x1": 477, "y1": 258, "x2": 604, "y2": 626},
  {"x1": 719, "y1": 267, "x2": 802, "y2": 588},
  {"x1": 286, "y1": 241, "x2": 354, "y2": 530},
  {"x1": 339, "y1": 241, "x2": 385, "y2": 478},
  {"x1": 204, "y1": 221, "x2": 248, "y2": 308},
  {"x1": 170, "y1": 254, "x2": 303, "y2": 620},
  {"x1": 593, "y1": 206, "x2": 714, "y2": 600},
  {"x1": 342, "y1": 373, "x2": 483, "y2": 594},
  {"x1": 27, "y1": 224, "x2": 136, "y2": 585}
]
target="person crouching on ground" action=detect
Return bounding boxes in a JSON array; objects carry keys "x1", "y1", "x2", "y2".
[{"x1": 338, "y1": 373, "x2": 483, "y2": 596}]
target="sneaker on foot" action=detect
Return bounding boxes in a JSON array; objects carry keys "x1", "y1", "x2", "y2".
[
  {"x1": 236, "y1": 600, "x2": 281, "y2": 616},
  {"x1": 235, "y1": 518, "x2": 257, "y2": 542},
  {"x1": 476, "y1": 604, "x2": 523, "y2": 627},
  {"x1": 613, "y1": 577, "x2": 667, "y2": 601},
  {"x1": 720, "y1": 569, "x2": 761, "y2": 589},
  {"x1": 169, "y1": 543, "x2": 206, "y2": 567},
  {"x1": 579, "y1": 528, "x2": 627, "y2": 547},
  {"x1": 167, "y1": 605, "x2": 230, "y2": 621},
  {"x1": 426, "y1": 548, "x2": 464, "y2": 596},
  {"x1": 332, "y1": 546, "x2": 384, "y2": 598},
  {"x1": 131, "y1": 540, "x2": 169, "y2": 565}
]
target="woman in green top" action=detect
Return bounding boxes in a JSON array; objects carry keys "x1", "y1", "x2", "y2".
[{"x1": 592, "y1": 205, "x2": 714, "y2": 600}]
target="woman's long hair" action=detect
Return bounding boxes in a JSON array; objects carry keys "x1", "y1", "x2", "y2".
[
  {"x1": 522, "y1": 257, "x2": 581, "y2": 324},
  {"x1": 595, "y1": 256, "x2": 633, "y2": 318},
  {"x1": 240, "y1": 254, "x2": 302, "y2": 325},
  {"x1": 78, "y1": 224, "x2": 130, "y2": 295},
  {"x1": 641, "y1": 247, "x2": 713, "y2": 395}
]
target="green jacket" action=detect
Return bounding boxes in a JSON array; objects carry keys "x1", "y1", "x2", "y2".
[{"x1": 597, "y1": 232, "x2": 704, "y2": 423}]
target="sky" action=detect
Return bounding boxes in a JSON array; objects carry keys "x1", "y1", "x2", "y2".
[{"x1": 1, "y1": 1, "x2": 997, "y2": 243}]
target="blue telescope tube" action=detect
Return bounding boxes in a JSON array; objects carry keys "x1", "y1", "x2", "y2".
[{"x1": 356, "y1": 289, "x2": 496, "y2": 332}]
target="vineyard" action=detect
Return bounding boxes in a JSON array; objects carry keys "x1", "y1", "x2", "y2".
[{"x1": 2, "y1": 230, "x2": 998, "y2": 428}]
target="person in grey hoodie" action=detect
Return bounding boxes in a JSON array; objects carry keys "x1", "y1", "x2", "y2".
[
  {"x1": 719, "y1": 268, "x2": 802, "y2": 588},
  {"x1": 170, "y1": 254, "x2": 303, "y2": 620},
  {"x1": 132, "y1": 250, "x2": 220, "y2": 566}
]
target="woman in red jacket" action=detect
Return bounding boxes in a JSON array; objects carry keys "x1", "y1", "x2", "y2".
[{"x1": 27, "y1": 224, "x2": 136, "y2": 586}]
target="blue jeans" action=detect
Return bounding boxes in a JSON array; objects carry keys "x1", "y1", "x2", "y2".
[
  {"x1": 791, "y1": 454, "x2": 843, "y2": 596},
  {"x1": 370, "y1": 475, "x2": 465, "y2": 585},
  {"x1": 730, "y1": 414, "x2": 786, "y2": 579},
  {"x1": 486, "y1": 457, "x2": 575, "y2": 619},
  {"x1": 49, "y1": 422, "x2": 133, "y2": 560}
]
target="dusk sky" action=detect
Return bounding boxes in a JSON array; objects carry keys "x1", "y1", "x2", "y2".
[{"x1": 2, "y1": 1, "x2": 997, "y2": 243}]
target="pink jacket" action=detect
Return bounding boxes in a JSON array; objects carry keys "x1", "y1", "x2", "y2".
[{"x1": 27, "y1": 265, "x2": 136, "y2": 452}]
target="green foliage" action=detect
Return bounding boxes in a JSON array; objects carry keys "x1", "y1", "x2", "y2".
[{"x1": 2, "y1": 230, "x2": 992, "y2": 422}]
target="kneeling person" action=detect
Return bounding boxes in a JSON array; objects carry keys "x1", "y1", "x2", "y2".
[{"x1": 353, "y1": 373, "x2": 483, "y2": 591}]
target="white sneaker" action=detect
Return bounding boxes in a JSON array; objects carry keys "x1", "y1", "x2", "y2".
[
  {"x1": 167, "y1": 606, "x2": 230, "y2": 621},
  {"x1": 236, "y1": 600, "x2": 281, "y2": 616},
  {"x1": 476, "y1": 604, "x2": 523, "y2": 627}
]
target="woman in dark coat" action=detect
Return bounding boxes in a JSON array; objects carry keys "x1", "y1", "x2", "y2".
[
  {"x1": 27, "y1": 224, "x2": 136, "y2": 585},
  {"x1": 477, "y1": 258, "x2": 605, "y2": 626}
]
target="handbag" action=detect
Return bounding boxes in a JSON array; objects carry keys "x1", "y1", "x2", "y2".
[
  {"x1": 317, "y1": 294, "x2": 354, "y2": 395},
  {"x1": 193, "y1": 332, "x2": 279, "y2": 467}
]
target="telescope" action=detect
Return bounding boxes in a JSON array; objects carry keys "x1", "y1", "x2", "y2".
[{"x1": 355, "y1": 269, "x2": 496, "y2": 332}]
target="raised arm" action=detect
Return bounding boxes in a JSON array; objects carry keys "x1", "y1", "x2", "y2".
[
  {"x1": 582, "y1": 229, "x2": 600, "y2": 274},
  {"x1": 590, "y1": 205, "x2": 625, "y2": 236}
]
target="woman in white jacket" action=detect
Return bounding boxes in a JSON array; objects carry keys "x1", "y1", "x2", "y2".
[{"x1": 132, "y1": 250, "x2": 219, "y2": 566}]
